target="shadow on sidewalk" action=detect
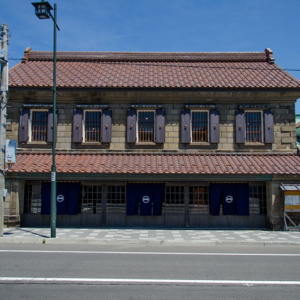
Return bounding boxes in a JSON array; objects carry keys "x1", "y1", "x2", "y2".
[{"x1": 4, "y1": 228, "x2": 49, "y2": 238}]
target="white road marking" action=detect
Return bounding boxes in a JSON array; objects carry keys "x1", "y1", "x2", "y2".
[
  {"x1": 0, "y1": 250, "x2": 300, "y2": 256},
  {"x1": 0, "y1": 277, "x2": 300, "y2": 285}
]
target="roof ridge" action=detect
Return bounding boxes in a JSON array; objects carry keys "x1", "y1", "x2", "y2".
[{"x1": 22, "y1": 47, "x2": 271, "y2": 63}]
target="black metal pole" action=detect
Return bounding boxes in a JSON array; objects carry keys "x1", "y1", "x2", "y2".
[{"x1": 50, "y1": 3, "x2": 57, "y2": 238}]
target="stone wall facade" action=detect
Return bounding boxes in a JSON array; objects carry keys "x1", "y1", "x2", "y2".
[
  {"x1": 6, "y1": 90, "x2": 298, "y2": 153},
  {"x1": 4, "y1": 88, "x2": 299, "y2": 230}
]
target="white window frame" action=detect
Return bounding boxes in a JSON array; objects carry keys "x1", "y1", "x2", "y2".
[
  {"x1": 29, "y1": 109, "x2": 48, "y2": 142},
  {"x1": 190, "y1": 110, "x2": 210, "y2": 143},
  {"x1": 244, "y1": 110, "x2": 264, "y2": 143},
  {"x1": 82, "y1": 109, "x2": 102, "y2": 143},
  {"x1": 136, "y1": 110, "x2": 156, "y2": 143}
]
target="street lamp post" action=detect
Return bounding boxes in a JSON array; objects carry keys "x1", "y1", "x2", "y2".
[{"x1": 32, "y1": 1, "x2": 60, "y2": 238}]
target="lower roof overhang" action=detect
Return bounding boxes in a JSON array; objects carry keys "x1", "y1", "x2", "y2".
[
  {"x1": 6, "y1": 172, "x2": 274, "y2": 182},
  {"x1": 6, "y1": 152, "x2": 300, "y2": 182}
]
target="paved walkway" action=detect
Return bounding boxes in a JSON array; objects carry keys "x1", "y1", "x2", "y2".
[{"x1": 1, "y1": 228, "x2": 300, "y2": 246}]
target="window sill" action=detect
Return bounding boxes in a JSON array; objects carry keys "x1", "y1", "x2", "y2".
[
  {"x1": 190, "y1": 142, "x2": 211, "y2": 146},
  {"x1": 244, "y1": 142, "x2": 265, "y2": 146},
  {"x1": 81, "y1": 142, "x2": 102, "y2": 146},
  {"x1": 27, "y1": 141, "x2": 48, "y2": 145},
  {"x1": 134, "y1": 142, "x2": 158, "y2": 146}
]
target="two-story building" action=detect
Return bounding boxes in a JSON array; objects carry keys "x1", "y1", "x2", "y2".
[{"x1": 5, "y1": 47, "x2": 300, "y2": 230}]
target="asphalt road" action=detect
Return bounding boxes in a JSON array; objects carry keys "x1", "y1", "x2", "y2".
[{"x1": 0, "y1": 244, "x2": 300, "y2": 300}]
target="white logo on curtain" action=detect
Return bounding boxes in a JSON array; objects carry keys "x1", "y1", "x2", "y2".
[
  {"x1": 225, "y1": 196, "x2": 233, "y2": 203},
  {"x1": 57, "y1": 195, "x2": 65, "y2": 203},
  {"x1": 142, "y1": 196, "x2": 150, "y2": 204}
]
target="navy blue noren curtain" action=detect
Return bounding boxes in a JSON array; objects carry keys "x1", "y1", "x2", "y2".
[
  {"x1": 67, "y1": 182, "x2": 80, "y2": 215},
  {"x1": 236, "y1": 183, "x2": 249, "y2": 216},
  {"x1": 126, "y1": 183, "x2": 165, "y2": 216},
  {"x1": 126, "y1": 183, "x2": 139, "y2": 215},
  {"x1": 41, "y1": 182, "x2": 80, "y2": 215},
  {"x1": 139, "y1": 184, "x2": 153, "y2": 216},
  {"x1": 210, "y1": 183, "x2": 223, "y2": 216},
  {"x1": 210, "y1": 183, "x2": 249, "y2": 216},
  {"x1": 222, "y1": 184, "x2": 236, "y2": 215},
  {"x1": 56, "y1": 183, "x2": 67, "y2": 215}
]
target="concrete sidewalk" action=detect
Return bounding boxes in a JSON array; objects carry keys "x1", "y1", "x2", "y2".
[{"x1": 1, "y1": 227, "x2": 300, "y2": 246}]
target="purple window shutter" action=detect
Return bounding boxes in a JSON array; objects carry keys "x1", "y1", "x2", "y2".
[
  {"x1": 181, "y1": 109, "x2": 191, "y2": 143},
  {"x1": 236, "y1": 110, "x2": 245, "y2": 143},
  {"x1": 73, "y1": 109, "x2": 83, "y2": 143},
  {"x1": 127, "y1": 109, "x2": 137, "y2": 143},
  {"x1": 47, "y1": 109, "x2": 58, "y2": 143},
  {"x1": 155, "y1": 109, "x2": 165, "y2": 143},
  {"x1": 264, "y1": 109, "x2": 274, "y2": 143},
  {"x1": 19, "y1": 108, "x2": 29, "y2": 143},
  {"x1": 101, "y1": 109, "x2": 112, "y2": 143},
  {"x1": 210, "y1": 109, "x2": 219, "y2": 143}
]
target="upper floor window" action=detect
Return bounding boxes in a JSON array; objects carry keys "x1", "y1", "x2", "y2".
[
  {"x1": 73, "y1": 108, "x2": 112, "y2": 144},
  {"x1": 30, "y1": 110, "x2": 48, "y2": 142},
  {"x1": 83, "y1": 110, "x2": 101, "y2": 142},
  {"x1": 236, "y1": 109, "x2": 274, "y2": 144},
  {"x1": 127, "y1": 108, "x2": 165, "y2": 144},
  {"x1": 191, "y1": 111, "x2": 209, "y2": 143},
  {"x1": 137, "y1": 110, "x2": 155, "y2": 142},
  {"x1": 19, "y1": 108, "x2": 57, "y2": 143},
  {"x1": 245, "y1": 111, "x2": 263, "y2": 143},
  {"x1": 181, "y1": 108, "x2": 219, "y2": 144}
]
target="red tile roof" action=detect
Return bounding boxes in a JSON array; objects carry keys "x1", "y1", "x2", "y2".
[
  {"x1": 7, "y1": 153, "x2": 300, "y2": 175},
  {"x1": 9, "y1": 48, "x2": 300, "y2": 89}
]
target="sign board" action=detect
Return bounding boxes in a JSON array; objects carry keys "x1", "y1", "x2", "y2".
[
  {"x1": 5, "y1": 140, "x2": 17, "y2": 163},
  {"x1": 284, "y1": 191, "x2": 300, "y2": 211},
  {"x1": 0, "y1": 49, "x2": 5, "y2": 59}
]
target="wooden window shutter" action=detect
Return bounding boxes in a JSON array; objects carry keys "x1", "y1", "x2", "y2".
[
  {"x1": 127, "y1": 109, "x2": 137, "y2": 143},
  {"x1": 47, "y1": 109, "x2": 58, "y2": 143},
  {"x1": 19, "y1": 108, "x2": 29, "y2": 143},
  {"x1": 264, "y1": 109, "x2": 274, "y2": 143},
  {"x1": 181, "y1": 109, "x2": 191, "y2": 143},
  {"x1": 236, "y1": 109, "x2": 245, "y2": 143},
  {"x1": 155, "y1": 109, "x2": 165, "y2": 143},
  {"x1": 101, "y1": 109, "x2": 112, "y2": 143},
  {"x1": 210, "y1": 109, "x2": 219, "y2": 143},
  {"x1": 72, "y1": 109, "x2": 83, "y2": 143}
]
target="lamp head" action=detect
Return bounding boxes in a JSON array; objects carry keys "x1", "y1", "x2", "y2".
[{"x1": 32, "y1": 1, "x2": 53, "y2": 19}]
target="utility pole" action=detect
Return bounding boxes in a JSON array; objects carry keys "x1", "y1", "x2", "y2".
[{"x1": 0, "y1": 24, "x2": 9, "y2": 237}]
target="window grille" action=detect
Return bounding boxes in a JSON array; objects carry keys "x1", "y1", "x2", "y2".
[
  {"x1": 138, "y1": 111, "x2": 154, "y2": 142},
  {"x1": 192, "y1": 111, "x2": 208, "y2": 142},
  {"x1": 249, "y1": 184, "x2": 267, "y2": 215},
  {"x1": 81, "y1": 185, "x2": 102, "y2": 213},
  {"x1": 32, "y1": 111, "x2": 48, "y2": 141},
  {"x1": 85, "y1": 111, "x2": 101, "y2": 142},
  {"x1": 24, "y1": 184, "x2": 42, "y2": 214},
  {"x1": 189, "y1": 185, "x2": 209, "y2": 214},
  {"x1": 165, "y1": 186, "x2": 184, "y2": 214},
  {"x1": 245, "y1": 112, "x2": 262, "y2": 142},
  {"x1": 107, "y1": 185, "x2": 126, "y2": 213}
]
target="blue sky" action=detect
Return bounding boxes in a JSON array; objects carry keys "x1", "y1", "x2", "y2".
[{"x1": 2, "y1": 0, "x2": 300, "y2": 113}]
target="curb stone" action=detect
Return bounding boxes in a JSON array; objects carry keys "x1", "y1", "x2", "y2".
[{"x1": 1, "y1": 237, "x2": 300, "y2": 247}]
